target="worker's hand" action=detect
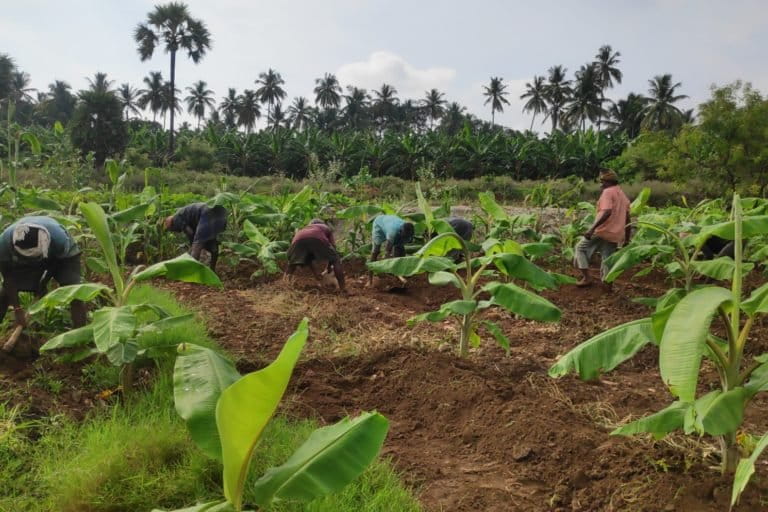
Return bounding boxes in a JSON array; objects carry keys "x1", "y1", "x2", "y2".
[
  {"x1": 13, "y1": 307, "x2": 27, "y2": 327},
  {"x1": 584, "y1": 229, "x2": 594, "y2": 240}
]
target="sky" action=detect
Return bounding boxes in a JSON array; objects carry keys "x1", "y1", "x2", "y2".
[{"x1": 2, "y1": 0, "x2": 767, "y2": 131}]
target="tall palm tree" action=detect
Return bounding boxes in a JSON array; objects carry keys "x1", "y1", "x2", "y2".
[
  {"x1": 0, "y1": 53, "x2": 14, "y2": 101},
  {"x1": 343, "y1": 86, "x2": 369, "y2": 130},
  {"x1": 45, "y1": 80, "x2": 76, "y2": 125},
  {"x1": 138, "y1": 71, "x2": 164, "y2": 123},
  {"x1": 184, "y1": 80, "x2": 214, "y2": 128},
  {"x1": 160, "y1": 81, "x2": 182, "y2": 130},
  {"x1": 641, "y1": 74, "x2": 688, "y2": 131},
  {"x1": 593, "y1": 45, "x2": 622, "y2": 131},
  {"x1": 313, "y1": 73, "x2": 342, "y2": 110},
  {"x1": 10, "y1": 71, "x2": 36, "y2": 104},
  {"x1": 87, "y1": 72, "x2": 114, "y2": 94},
  {"x1": 564, "y1": 63, "x2": 602, "y2": 132},
  {"x1": 255, "y1": 68, "x2": 286, "y2": 129},
  {"x1": 288, "y1": 96, "x2": 312, "y2": 131},
  {"x1": 482, "y1": 77, "x2": 509, "y2": 126},
  {"x1": 219, "y1": 88, "x2": 239, "y2": 129},
  {"x1": 268, "y1": 102, "x2": 286, "y2": 128},
  {"x1": 442, "y1": 102, "x2": 467, "y2": 135},
  {"x1": 604, "y1": 93, "x2": 647, "y2": 138},
  {"x1": 520, "y1": 75, "x2": 547, "y2": 130},
  {"x1": 118, "y1": 83, "x2": 142, "y2": 121},
  {"x1": 422, "y1": 88, "x2": 446, "y2": 129},
  {"x1": 543, "y1": 65, "x2": 572, "y2": 133},
  {"x1": 237, "y1": 89, "x2": 260, "y2": 133},
  {"x1": 134, "y1": 1, "x2": 211, "y2": 153},
  {"x1": 372, "y1": 83, "x2": 399, "y2": 131}
]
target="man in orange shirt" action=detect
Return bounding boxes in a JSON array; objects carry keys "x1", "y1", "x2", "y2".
[{"x1": 574, "y1": 169, "x2": 631, "y2": 287}]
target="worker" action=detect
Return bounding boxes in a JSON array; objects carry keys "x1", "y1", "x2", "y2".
[
  {"x1": 164, "y1": 203, "x2": 227, "y2": 271},
  {"x1": 0, "y1": 216, "x2": 86, "y2": 328},
  {"x1": 285, "y1": 219, "x2": 346, "y2": 292}
]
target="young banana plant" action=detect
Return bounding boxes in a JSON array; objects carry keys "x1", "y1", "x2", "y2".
[
  {"x1": 223, "y1": 219, "x2": 288, "y2": 276},
  {"x1": 550, "y1": 194, "x2": 768, "y2": 507},
  {"x1": 368, "y1": 231, "x2": 562, "y2": 357},
  {"x1": 33, "y1": 202, "x2": 222, "y2": 392},
  {"x1": 158, "y1": 319, "x2": 389, "y2": 512}
]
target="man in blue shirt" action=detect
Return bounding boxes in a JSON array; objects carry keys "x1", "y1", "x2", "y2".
[
  {"x1": 164, "y1": 203, "x2": 227, "y2": 271},
  {"x1": 0, "y1": 216, "x2": 86, "y2": 328},
  {"x1": 368, "y1": 215, "x2": 414, "y2": 286}
]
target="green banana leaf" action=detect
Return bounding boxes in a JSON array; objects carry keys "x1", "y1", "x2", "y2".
[
  {"x1": 132, "y1": 254, "x2": 222, "y2": 287},
  {"x1": 611, "y1": 401, "x2": 688, "y2": 439},
  {"x1": 91, "y1": 306, "x2": 136, "y2": 354},
  {"x1": 548, "y1": 318, "x2": 656, "y2": 380},
  {"x1": 39, "y1": 325, "x2": 95, "y2": 351},
  {"x1": 29, "y1": 283, "x2": 110, "y2": 314},
  {"x1": 732, "y1": 431, "x2": 768, "y2": 507},
  {"x1": 478, "y1": 192, "x2": 508, "y2": 222},
  {"x1": 408, "y1": 300, "x2": 478, "y2": 325},
  {"x1": 216, "y1": 318, "x2": 309, "y2": 510},
  {"x1": 367, "y1": 256, "x2": 455, "y2": 277},
  {"x1": 741, "y1": 282, "x2": 768, "y2": 316},
  {"x1": 110, "y1": 202, "x2": 154, "y2": 223},
  {"x1": 691, "y1": 388, "x2": 747, "y2": 436},
  {"x1": 481, "y1": 320, "x2": 510, "y2": 353},
  {"x1": 80, "y1": 202, "x2": 124, "y2": 296},
  {"x1": 416, "y1": 233, "x2": 463, "y2": 257},
  {"x1": 697, "y1": 215, "x2": 768, "y2": 242},
  {"x1": 174, "y1": 344, "x2": 241, "y2": 460},
  {"x1": 427, "y1": 271, "x2": 462, "y2": 289},
  {"x1": 492, "y1": 253, "x2": 556, "y2": 290},
  {"x1": 152, "y1": 500, "x2": 242, "y2": 512},
  {"x1": 251, "y1": 412, "x2": 389, "y2": 506},
  {"x1": 484, "y1": 282, "x2": 561, "y2": 322},
  {"x1": 691, "y1": 257, "x2": 752, "y2": 281},
  {"x1": 336, "y1": 205, "x2": 383, "y2": 220},
  {"x1": 659, "y1": 287, "x2": 733, "y2": 402}
]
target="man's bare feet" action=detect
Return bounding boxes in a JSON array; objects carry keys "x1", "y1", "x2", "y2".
[{"x1": 575, "y1": 278, "x2": 592, "y2": 287}]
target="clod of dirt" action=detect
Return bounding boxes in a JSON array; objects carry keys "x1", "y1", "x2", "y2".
[{"x1": 512, "y1": 445, "x2": 532, "y2": 461}]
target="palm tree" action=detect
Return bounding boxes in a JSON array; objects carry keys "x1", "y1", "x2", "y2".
[
  {"x1": 288, "y1": 96, "x2": 312, "y2": 131},
  {"x1": 0, "y1": 53, "x2": 14, "y2": 101},
  {"x1": 372, "y1": 83, "x2": 399, "y2": 131},
  {"x1": 641, "y1": 74, "x2": 688, "y2": 131},
  {"x1": 520, "y1": 75, "x2": 547, "y2": 130},
  {"x1": 184, "y1": 80, "x2": 214, "y2": 128},
  {"x1": 268, "y1": 102, "x2": 286, "y2": 128},
  {"x1": 10, "y1": 71, "x2": 35, "y2": 104},
  {"x1": 138, "y1": 71, "x2": 164, "y2": 123},
  {"x1": 134, "y1": 1, "x2": 211, "y2": 153},
  {"x1": 482, "y1": 77, "x2": 509, "y2": 126},
  {"x1": 86, "y1": 72, "x2": 114, "y2": 94},
  {"x1": 219, "y1": 88, "x2": 239, "y2": 129},
  {"x1": 45, "y1": 80, "x2": 76, "y2": 125},
  {"x1": 564, "y1": 63, "x2": 602, "y2": 132},
  {"x1": 255, "y1": 68, "x2": 286, "y2": 129},
  {"x1": 593, "y1": 45, "x2": 622, "y2": 132},
  {"x1": 313, "y1": 73, "x2": 342, "y2": 110},
  {"x1": 422, "y1": 88, "x2": 446, "y2": 129},
  {"x1": 343, "y1": 86, "x2": 369, "y2": 130},
  {"x1": 604, "y1": 93, "x2": 647, "y2": 138},
  {"x1": 160, "y1": 81, "x2": 182, "y2": 130},
  {"x1": 441, "y1": 102, "x2": 467, "y2": 135},
  {"x1": 118, "y1": 83, "x2": 142, "y2": 121},
  {"x1": 237, "y1": 89, "x2": 260, "y2": 133},
  {"x1": 543, "y1": 65, "x2": 572, "y2": 133}
]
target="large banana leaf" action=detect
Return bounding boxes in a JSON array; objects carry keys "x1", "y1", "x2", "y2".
[
  {"x1": 741, "y1": 282, "x2": 768, "y2": 316},
  {"x1": 216, "y1": 318, "x2": 309, "y2": 510},
  {"x1": 416, "y1": 233, "x2": 463, "y2": 257},
  {"x1": 732, "y1": 431, "x2": 768, "y2": 507},
  {"x1": 91, "y1": 306, "x2": 136, "y2": 353},
  {"x1": 29, "y1": 283, "x2": 110, "y2": 314},
  {"x1": 691, "y1": 388, "x2": 747, "y2": 436},
  {"x1": 174, "y1": 344, "x2": 241, "y2": 460},
  {"x1": 630, "y1": 187, "x2": 651, "y2": 215},
  {"x1": 492, "y1": 253, "x2": 556, "y2": 290},
  {"x1": 697, "y1": 215, "x2": 768, "y2": 242},
  {"x1": 243, "y1": 220, "x2": 270, "y2": 245},
  {"x1": 611, "y1": 401, "x2": 688, "y2": 439},
  {"x1": 744, "y1": 361, "x2": 768, "y2": 396},
  {"x1": 548, "y1": 318, "x2": 655, "y2": 380},
  {"x1": 106, "y1": 339, "x2": 139, "y2": 366},
  {"x1": 408, "y1": 300, "x2": 478, "y2": 325},
  {"x1": 484, "y1": 282, "x2": 561, "y2": 322},
  {"x1": 415, "y1": 183, "x2": 434, "y2": 228},
  {"x1": 39, "y1": 325, "x2": 94, "y2": 351},
  {"x1": 659, "y1": 287, "x2": 733, "y2": 402},
  {"x1": 133, "y1": 254, "x2": 222, "y2": 287},
  {"x1": 427, "y1": 271, "x2": 462, "y2": 289},
  {"x1": 478, "y1": 192, "x2": 508, "y2": 222},
  {"x1": 110, "y1": 202, "x2": 154, "y2": 223},
  {"x1": 336, "y1": 205, "x2": 383, "y2": 220},
  {"x1": 251, "y1": 412, "x2": 389, "y2": 506},
  {"x1": 367, "y1": 256, "x2": 455, "y2": 276},
  {"x1": 690, "y1": 257, "x2": 751, "y2": 281},
  {"x1": 604, "y1": 244, "x2": 673, "y2": 282},
  {"x1": 80, "y1": 202, "x2": 123, "y2": 296}
]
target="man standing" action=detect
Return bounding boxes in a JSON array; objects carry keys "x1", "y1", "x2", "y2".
[
  {"x1": 164, "y1": 203, "x2": 227, "y2": 271},
  {"x1": 285, "y1": 219, "x2": 346, "y2": 292},
  {"x1": 0, "y1": 216, "x2": 86, "y2": 328},
  {"x1": 574, "y1": 169, "x2": 631, "y2": 287}
]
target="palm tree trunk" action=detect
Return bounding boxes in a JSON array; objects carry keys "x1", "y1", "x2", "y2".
[
  {"x1": 491, "y1": 109, "x2": 495, "y2": 126},
  {"x1": 530, "y1": 112, "x2": 536, "y2": 131},
  {"x1": 597, "y1": 91, "x2": 604, "y2": 136},
  {"x1": 169, "y1": 49, "x2": 177, "y2": 158}
]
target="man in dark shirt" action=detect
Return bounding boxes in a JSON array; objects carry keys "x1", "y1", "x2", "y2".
[
  {"x1": 164, "y1": 203, "x2": 227, "y2": 271},
  {"x1": 285, "y1": 219, "x2": 346, "y2": 292},
  {"x1": 0, "y1": 216, "x2": 86, "y2": 328}
]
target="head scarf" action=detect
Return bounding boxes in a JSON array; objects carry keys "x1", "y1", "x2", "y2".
[
  {"x1": 599, "y1": 169, "x2": 619, "y2": 183},
  {"x1": 12, "y1": 223, "x2": 51, "y2": 259}
]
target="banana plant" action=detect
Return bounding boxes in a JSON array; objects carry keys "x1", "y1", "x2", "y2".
[
  {"x1": 223, "y1": 219, "x2": 288, "y2": 276},
  {"x1": 159, "y1": 319, "x2": 389, "y2": 512},
  {"x1": 34, "y1": 202, "x2": 222, "y2": 392},
  {"x1": 551, "y1": 195, "x2": 768, "y2": 506},
  {"x1": 336, "y1": 203, "x2": 383, "y2": 257},
  {"x1": 368, "y1": 232, "x2": 562, "y2": 357}
]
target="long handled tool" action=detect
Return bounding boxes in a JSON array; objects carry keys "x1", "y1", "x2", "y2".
[{"x1": 2, "y1": 324, "x2": 24, "y2": 353}]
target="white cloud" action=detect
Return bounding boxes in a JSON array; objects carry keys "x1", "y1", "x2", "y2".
[{"x1": 336, "y1": 51, "x2": 456, "y2": 98}]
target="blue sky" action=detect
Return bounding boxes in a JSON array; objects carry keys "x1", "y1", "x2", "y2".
[{"x1": 2, "y1": 0, "x2": 767, "y2": 130}]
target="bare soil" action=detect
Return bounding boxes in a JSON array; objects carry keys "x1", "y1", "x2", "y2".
[{"x1": 161, "y1": 259, "x2": 768, "y2": 512}]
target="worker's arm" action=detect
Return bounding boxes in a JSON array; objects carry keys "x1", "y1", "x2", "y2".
[{"x1": 585, "y1": 210, "x2": 612, "y2": 239}]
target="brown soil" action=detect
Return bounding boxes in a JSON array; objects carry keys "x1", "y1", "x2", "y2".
[{"x1": 161, "y1": 259, "x2": 768, "y2": 512}]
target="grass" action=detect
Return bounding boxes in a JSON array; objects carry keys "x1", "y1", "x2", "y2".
[{"x1": 0, "y1": 284, "x2": 421, "y2": 512}]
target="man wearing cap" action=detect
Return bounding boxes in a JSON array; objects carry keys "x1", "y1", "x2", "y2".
[
  {"x1": 164, "y1": 203, "x2": 227, "y2": 271},
  {"x1": 0, "y1": 216, "x2": 86, "y2": 328},
  {"x1": 574, "y1": 169, "x2": 631, "y2": 287},
  {"x1": 285, "y1": 219, "x2": 346, "y2": 292}
]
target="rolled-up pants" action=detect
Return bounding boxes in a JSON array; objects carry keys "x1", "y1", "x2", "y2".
[{"x1": 574, "y1": 236, "x2": 617, "y2": 280}]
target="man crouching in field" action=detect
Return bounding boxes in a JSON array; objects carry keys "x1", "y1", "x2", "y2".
[
  {"x1": 285, "y1": 219, "x2": 346, "y2": 292},
  {"x1": 574, "y1": 169, "x2": 631, "y2": 287},
  {"x1": 164, "y1": 202, "x2": 227, "y2": 271}
]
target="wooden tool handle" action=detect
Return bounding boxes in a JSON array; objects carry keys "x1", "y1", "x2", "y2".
[{"x1": 2, "y1": 325, "x2": 24, "y2": 353}]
